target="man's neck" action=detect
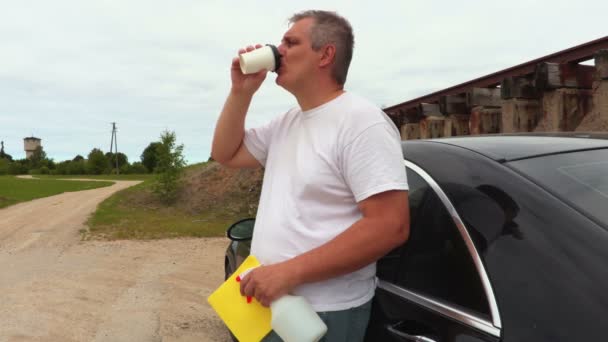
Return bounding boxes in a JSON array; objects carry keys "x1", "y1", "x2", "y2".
[{"x1": 296, "y1": 86, "x2": 345, "y2": 112}]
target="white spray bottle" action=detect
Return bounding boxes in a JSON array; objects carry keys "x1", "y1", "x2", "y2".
[{"x1": 239, "y1": 268, "x2": 328, "y2": 342}]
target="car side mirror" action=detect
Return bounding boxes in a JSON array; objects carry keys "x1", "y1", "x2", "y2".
[{"x1": 227, "y1": 218, "x2": 255, "y2": 241}]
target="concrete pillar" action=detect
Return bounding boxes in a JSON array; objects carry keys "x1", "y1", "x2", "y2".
[
  {"x1": 536, "y1": 89, "x2": 593, "y2": 132},
  {"x1": 595, "y1": 81, "x2": 608, "y2": 124},
  {"x1": 420, "y1": 117, "x2": 445, "y2": 139},
  {"x1": 593, "y1": 50, "x2": 608, "y2": 128},
  {"x1": 470, "y1": 106, "x2": 502, "y2": 134},
  {"x1": 400, "y1": 123, "x2": 420, "y2": 140},
  {"x1": 596, "y1": 50, "x2": 608, "y2": 80},
  {"x1": 575, "y1": 80, "x2": 608, "y2": 131},
  {"x1": 501, "y1": 99, "x2": 541, "y2": 133},
  {"x1": 575, "y1": 50, "x2": 608, "y2": 131},
  {"x1": 444, "y1": 114, "x2": 470, "y2": 137}
]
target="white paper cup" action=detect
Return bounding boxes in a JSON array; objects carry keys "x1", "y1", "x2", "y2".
[{"x1": 239, "y1": 45, "x2": 280, "y2": 74}]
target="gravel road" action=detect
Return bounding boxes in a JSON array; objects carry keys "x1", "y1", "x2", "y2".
[{"x1": 0, "y1": 180, "x2": 231, "y2": 342}]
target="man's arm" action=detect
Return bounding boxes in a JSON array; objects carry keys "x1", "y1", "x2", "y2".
[
  {"x1": 241, "y1": 190, "x2": 410, "y2": 306},
  {"x1": 211, "y1": 90, "x2": 261, "y2": 168},
  {"x1": 211, "y1": 45, "x2": 266, "y2": 169}
]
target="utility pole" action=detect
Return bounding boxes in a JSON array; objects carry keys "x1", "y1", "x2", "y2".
[{"x1": 109, "y1": 122, "x2": 119, "y2": 174}]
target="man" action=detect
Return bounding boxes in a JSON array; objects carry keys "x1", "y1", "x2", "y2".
[{"x1": 212, "y1": 10, "x2": 409, "y2": 341}]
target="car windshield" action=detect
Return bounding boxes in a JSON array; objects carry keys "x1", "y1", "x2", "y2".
[{"x1": 508, "y1": 148, "x2": 608, "y2": 230}]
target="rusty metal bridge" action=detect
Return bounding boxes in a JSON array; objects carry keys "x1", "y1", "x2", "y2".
[{"x1": 383, "y1": 36, "x2": 608, "y2": 139}]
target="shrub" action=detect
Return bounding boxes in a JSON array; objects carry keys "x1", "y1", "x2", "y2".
[
  {"x1": 141, "y1": 142, "x2": 162, "y2": 173},
  {"x1": 0, "y1": 159, "x2": 9, "y2": 175},
  {"x1": 86, "y1": 148, "x2": 108, "y2": 175},
  {"x1": 8, "y1": 161, "x2": 28, "y2": 175},
  {"x1": 152, "y1": 130, "x2": 186, "y2": 205},
  {"x1": 68, "y1": 160, "x2": 86, "y2": 175},
  {"x1": 130, "y1": 162, "x2": 148, "y2": 174}
]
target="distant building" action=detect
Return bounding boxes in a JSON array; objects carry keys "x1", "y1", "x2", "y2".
[{"x1": 24, "y1": 137, "x2": 41, "y2": 159}]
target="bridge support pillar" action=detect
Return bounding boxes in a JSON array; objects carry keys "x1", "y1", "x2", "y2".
[
  {"x1": 400, "y1": 123, "x2": 420, "y2": 140},
  {"x1": 535, "y1": 89, "x2": 592, "y2": 131},
  {"x1": 469, "y1": 106, "x2": 502, "y2": 134},
  {"x1": 501, "y1": 99, "x2": 541, "y2": 133}
]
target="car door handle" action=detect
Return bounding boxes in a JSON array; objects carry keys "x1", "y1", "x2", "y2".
[{"x1": 387, "y1": 324, "x2": 438, "y2": 342}]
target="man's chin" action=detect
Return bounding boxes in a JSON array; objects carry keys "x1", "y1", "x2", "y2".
[{"x1": 275, "y1": 74, "x2": 286, "y2": 87}]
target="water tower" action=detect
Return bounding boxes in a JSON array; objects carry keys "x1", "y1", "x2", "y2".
[{"x1": 24, "y1": 137, "x2": 42, "y2": 159}]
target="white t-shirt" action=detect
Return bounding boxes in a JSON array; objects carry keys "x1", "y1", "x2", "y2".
[{"x1": 243, "y1": 92, "x2": 408, "y2": 311}]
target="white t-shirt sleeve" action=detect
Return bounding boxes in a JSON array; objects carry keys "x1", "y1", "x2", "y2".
[
  {"x1": 341, "y1": 122, "x2": 409, "y2": 202},
  {"x1": 243, "y1": 118, "x2": 277, "y2": 167}
]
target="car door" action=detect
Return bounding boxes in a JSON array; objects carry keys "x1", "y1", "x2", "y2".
[{"x1": 366, "y1": 161, "x2": 502, "y2": 342}]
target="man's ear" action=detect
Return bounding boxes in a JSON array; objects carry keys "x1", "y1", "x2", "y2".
[{"x1": 319, "y1": 44, "x2": 336, "y2": 68}]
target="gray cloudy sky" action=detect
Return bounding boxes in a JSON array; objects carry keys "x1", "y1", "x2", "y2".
[{"x1": 1, "y1": 0, "x2": 606, "y2": 163}]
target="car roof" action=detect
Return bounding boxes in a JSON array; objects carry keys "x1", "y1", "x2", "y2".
[{"x1": 416, "y1": 133, "x2": 608, "y2": 162}]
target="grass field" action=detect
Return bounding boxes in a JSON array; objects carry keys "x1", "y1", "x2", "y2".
[
  {"x1": 0, "y1": 176, "x2": 114, "y2": 209},
  {"x1": 86, "y1": 179, "x2": 237, "y2": 240},
  {"x1": 35, "y1": 174, "x2": 154, "y2": 181}
]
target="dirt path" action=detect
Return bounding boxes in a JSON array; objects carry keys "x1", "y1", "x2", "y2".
[{"x1": 0, "y1": 180, "x2": 231, "y2": 342}]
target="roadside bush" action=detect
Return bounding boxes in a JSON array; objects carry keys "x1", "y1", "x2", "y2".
[
  {"x1": 68, "y1": 160, "x2": 86, "y2": 175},
  {"x1": 0, "y1": 159, "x2": 9, "y2": 175},
  {"x1": 141, "y1": 142, "x2": 161, "y2": 173},
  {"x1": 130, "y1": 162, "x2": 148, "y2": 174},
  {"x1": 106, "y1": 152, "x2": 129, "y2": 170},
  {"x1": 86, "y1": 148, "x2": 108, "y2": 175},
  {"x1": 29, "y1": 146, "x2": 47, "y2": 169},
  {"x1": 119, "y1": 164, "x2": 131, "y2": 174},
  {"x1": 8, "y1": 161, "x2": 28, "y2": 175},
  {"x1": 152, "y1": 130, "x2": 186, "y2": 205},
  {"x1": 28, "y1": 167, "x2": 50, "y2": 175},
  {"x1": 55, "y1": 160, "x2": 70, "y2": 174}
]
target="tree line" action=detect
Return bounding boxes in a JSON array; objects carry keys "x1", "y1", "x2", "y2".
[{"x1": 0, "y1": 131, "x2": 183, "y2": 177}]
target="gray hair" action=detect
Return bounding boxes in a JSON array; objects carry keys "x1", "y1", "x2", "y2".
[{"x1": 289, "y1": 10, "x2": 354, "y2": 86}]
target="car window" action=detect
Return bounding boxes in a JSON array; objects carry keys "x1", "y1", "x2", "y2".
[
  {"x1": 406, "y1": 168, "x2": 431, "y2": 224},
  {"x1": 508, "y1": 149, "x2": 608, "y2": 230},
  {"x1": 376, "y1": 168, "x2": 430, "y2": 281},
  {"x1": 396, "y1": 170, "x2": 490, "y2": 316}
]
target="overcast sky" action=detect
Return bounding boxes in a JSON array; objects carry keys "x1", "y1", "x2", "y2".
[{"x1": 1, "y1": 0, "x2": 606, "y2": 163}]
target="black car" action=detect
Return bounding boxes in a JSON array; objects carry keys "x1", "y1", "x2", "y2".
[{"x1": 224, "y1": 134, "x2": 608, "y2": 341}]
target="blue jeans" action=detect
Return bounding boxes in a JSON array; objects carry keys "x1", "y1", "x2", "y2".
[{"x1": 261, "y1": 299, "x2": 372, "y2": 342}]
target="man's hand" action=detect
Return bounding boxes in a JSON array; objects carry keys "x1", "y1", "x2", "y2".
[
  {"x1": 231, "y1": 44, "x2": 268, "y2": 95},
  {"x1": 239, "y1": 190, "x2": 409, "y2": 307},
  {"x1": 239, "y1": 262, "x2": 299, "y2": 307},
  {"x1": 211, "y1": 44, "x2": 270, "y2": 167}
]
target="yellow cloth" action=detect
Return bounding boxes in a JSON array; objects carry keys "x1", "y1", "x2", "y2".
[{"x1": 207, "y1": 255, "x2": 272, "y2": 342}]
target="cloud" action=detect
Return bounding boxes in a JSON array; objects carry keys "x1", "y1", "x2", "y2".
[{"x1": 1, "y1": 0, "x2": 606, "y2": 162}]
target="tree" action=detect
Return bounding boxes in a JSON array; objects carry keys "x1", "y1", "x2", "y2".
[
  {"x1": 141, "y1": 142, "x2": 162, "y2": 173},
  {"x1": 105, "y1": 152, "x2": 129, "y2": 170},
  {"x1": 0, "y1": 158, "x2": 9, "y2": 175},
  {"x1": 130, "y1": 162, "x2": 148, "y2": 174},
  {"x1": 55, "y1": 160, "x2": 71, "y2": 174},
  {"x1": 152, "y1": 131, "x2": 186, "y2": 205},
  {"x1": 0, "y1": 141, "x2": 12, "y2": 161},
  {"x1": 72, "y1": 155, "x2": 84, "y2": 162},
  {"x1": 86, "y1": 148, "x2": 108, "y2": 175},
  {"x1": 8, "y1": 159, "x2": 29, "y2": 175},
  {"x1": 30, "y1": 146, "x2": 47, "y2": 169},
  {"x1": 69, "y1": 159, "x2": 86, "y2": 174}
]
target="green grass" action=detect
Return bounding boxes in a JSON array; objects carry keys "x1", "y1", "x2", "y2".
[
  {"x1": 0, "y1": 176, "x2": 114, "y2": 209},
  {"x1": 35, "y1": 174, "x2": 154, "y2": 181},
  {"x1": 86, "y1": 180, "x2": 237, "y2": 240}
]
